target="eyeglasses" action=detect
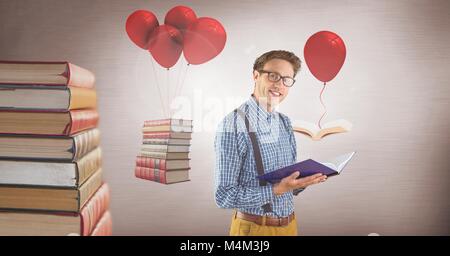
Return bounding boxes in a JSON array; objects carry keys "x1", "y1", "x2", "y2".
[{"x1": 258, "y1": 70, "x2": 296, "y2": 87}]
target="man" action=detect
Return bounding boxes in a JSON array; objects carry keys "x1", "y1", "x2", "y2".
[{"x1": 214, "y1": 50, "x2": 327, "y2": 236}]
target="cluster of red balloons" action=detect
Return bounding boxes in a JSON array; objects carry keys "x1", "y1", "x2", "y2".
[
  {"x1": 126, "y1": 6, "x2": 227, "y2": 69},
  {"x1": 304, "y1": 31, "x2": 346, "y2": 84}
]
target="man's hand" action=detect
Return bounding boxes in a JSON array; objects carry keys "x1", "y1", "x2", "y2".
[{"x1": 273, "y1": 171, "x2": 327, "y2": 196}]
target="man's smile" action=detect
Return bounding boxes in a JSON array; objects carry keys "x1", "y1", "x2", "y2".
[{"x1": 268, "y1": 89, "x2": 282, "y2": 97}]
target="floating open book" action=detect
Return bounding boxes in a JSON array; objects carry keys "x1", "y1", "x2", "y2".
[
  {"x1": 258, "y1": 152, "x2": 356, "y2": 184},
  {"x1": 292, "y1": 119, "x2": 352, "y2": 140}
]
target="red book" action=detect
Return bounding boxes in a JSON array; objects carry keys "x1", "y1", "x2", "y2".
[
  {"x1": 136, "y1": 156, "x2": 190, "y2": 170},
  {"x1": 142, "y1": 131, "x2": 192, "y2": 140},
  {"x1": 90, "y1": 211, "x2": 112, "y2": 236},
  {"x1": 80, "y1": 183, "x2": 110, "y2": 236},
  {"x1": 0, "y1": 109, "x2": 99, "y2": 136},
  {"x1": 0, "y1": 183, "x2": 110, "y2": 236},
  {"x1": 135, "y1": 166, "x2": 190, "y2": 184},
  {"x1": 0, "y1": 61, "x2": 95, "y2": 88},
  {"x1": 143, "y1": 118, "x2": 192, "y2": 127}
]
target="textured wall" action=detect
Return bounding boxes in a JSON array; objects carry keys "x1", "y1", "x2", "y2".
[{"x1": 0, "y1": 0, "x2": 449, "y2": 235}]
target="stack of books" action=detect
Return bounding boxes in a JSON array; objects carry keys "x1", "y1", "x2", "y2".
[
  {"x1": 135, "y1": 118, "x2": 192, "y2": 184},
  {"x1": 0, "y1": 61, "x2": 111, "y2": 236}
]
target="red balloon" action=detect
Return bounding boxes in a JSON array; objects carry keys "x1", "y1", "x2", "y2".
[
  {"x1": 164, "y1": 6, "x2": 197, "y2": 34},
  {"x1": 304, "y1": 31, "x2": 346, "y2": 83},
  {"x1": 183, "y1": 17, "x2": 227, "y2": 65},
  {"x1": 126, "y1": 10, "x2": 159, "y2": 49},
  {"x1": 148, "y1": 25, "x2": 183, "y2": 69}
]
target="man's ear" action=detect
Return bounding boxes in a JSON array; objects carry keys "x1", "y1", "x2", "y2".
[{"x1": 253, "y1": 70, "x2": 259, "y2": 81}]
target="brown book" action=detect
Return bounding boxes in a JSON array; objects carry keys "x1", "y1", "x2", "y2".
[
  {"x1": 0, "y1": 128, "x2": 100, "y2": 161},
  {"x1": 142, "y1": 138, "x2": 190, "y2": 145},
  {"x1": 292, "y1": 119, "x2": 352, "y2": 141},
  {"x1": 0, "y1": 183, "x2": 110, "y2": 236},
  {"x1": 0, "y1": 61, "x2": 95, "y2": 88},
  {"x1": 0, "y1": 86, "x2": 97, "y2": 111},
  {"x1": 0, "y1": 168, "x2": 102, "y2": 212},
  {"x1": 140, "y1": 151, "x2": 189, "y2": 160},
  {"x1": 0, "y1": 109, "x2": 98, "y2": 136},
  {"x1": 0, "y1": 147, "x2": 102, "y2": 188}
]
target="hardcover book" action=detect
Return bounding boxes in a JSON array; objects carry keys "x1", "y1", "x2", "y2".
[
  {"x1": 0, "y1": 183, "x2": 110, "y2": 236},
  {"x1": 0, "y1": 168, "x2": 102, "y2": 212},
  {"x1": 0, "y1": 128, "x2": 100, "y2": 161},
  {"x1": 0, "y1": 61, "x2": 95, "y2": 88},
  {"x1": 258, "y1": 152, "x2": 356, "y2": 183},
  {"x1": 0, "y1": 86, "x2": 97, "y2": 111},
  {"x1": 0, "y1": 109, "x2": 99, "y2": 136}
]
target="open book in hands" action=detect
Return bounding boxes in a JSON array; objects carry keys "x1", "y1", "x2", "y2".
[
  {"x1": 292, "y1": 119, "x2": 352, "y2": 140},
  {"x1": 257, "y1": 152, "x2": 356, "y2": 184}
]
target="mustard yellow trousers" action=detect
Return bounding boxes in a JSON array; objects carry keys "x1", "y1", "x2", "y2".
[{"x1": 229, "y1": 212, "x2": 298, "y2": 236}]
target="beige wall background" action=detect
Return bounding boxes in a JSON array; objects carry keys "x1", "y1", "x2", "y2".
[{"x1": 0, "y1": 0, "x2": 449, "y2": 235}]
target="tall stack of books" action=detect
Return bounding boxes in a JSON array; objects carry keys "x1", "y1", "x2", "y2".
[
  {"x1": 0, "y1": 61, "x2": 112, "y2": 236},
  {"x1": 135, "y1": 118, "x2": 192, "y2": 184}
]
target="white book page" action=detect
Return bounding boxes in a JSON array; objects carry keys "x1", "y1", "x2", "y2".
[{"x1": 320, "y1": 152, "x2": 356, "y2": 174}]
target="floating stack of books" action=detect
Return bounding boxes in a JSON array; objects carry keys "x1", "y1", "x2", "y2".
[
  {"x1": 0, "y1": 61, "x2": 111, "y2": 236},
  {"x1": 135, "y1": 118, "x2": 192, "y2": 184}
]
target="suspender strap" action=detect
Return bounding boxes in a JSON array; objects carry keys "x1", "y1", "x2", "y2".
[{"x1": 235, "y1": 108, "x2": 272, "y2": 213}]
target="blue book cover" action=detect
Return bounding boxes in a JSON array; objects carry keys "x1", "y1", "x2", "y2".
[{"x1": 258, "y1": 152, "x2": 356, "y2": 184}]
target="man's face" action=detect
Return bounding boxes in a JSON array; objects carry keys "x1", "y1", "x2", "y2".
[{"x1": 253, "y1": 58, "x2": 295, "y2": 110}]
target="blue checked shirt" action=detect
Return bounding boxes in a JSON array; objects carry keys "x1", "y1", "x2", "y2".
[{"x1": 214, "y1": 95, "x2": 300, "y2": 217}]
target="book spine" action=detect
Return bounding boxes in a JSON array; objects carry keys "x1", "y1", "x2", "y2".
[
  {"x1": 142, "y1": 138, "x2": 170, "y2": 145},
  {"x1": 75, "y1": 147, "x2": 102, "y2": 185},
  {"x1": 142, "y1": 132, "x2": 171, "y2": 139},
  {"x1": 135, "y1": 156, "x2": 166, "y2": 170},
  {"x1": 80, "y1": 183, "x2": 110, "y2": 236},
  {"x1": 66, "y1": 63, "x2": 96, "y2": 89},
  {"x1": 135, "y1": 166, "x2": 167, "y2": 184},
  {"x1": 73, "y1": 129, "x2": 101, "y2": 161},
  {"x1": 141, "y1": 144, "x2": 169, "y2": 153},
  {"x1": 143, "y1": 119, "x2": 171, "y2": 127},
  {"x1": 68, "y1": 87, "x2": 97, "y2": 110},
  {"x1": 90, "y1": 211, "x2": 112, "y2": 236},
  {"x1": 78, "y1": 168, "x2": 103, "y2": 211},
  {"x1": 139, "y1": 151, "x2": 167, "y2": 159},
  {"x1": 66, "y1": 109, "x2": 99, "y2": 135}
]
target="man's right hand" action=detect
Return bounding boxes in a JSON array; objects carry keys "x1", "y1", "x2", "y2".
[{"x1": 273, "y1": 171, "x2": 327, "y2": 196}]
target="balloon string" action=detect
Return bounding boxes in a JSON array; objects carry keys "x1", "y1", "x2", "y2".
[
  {"x1": 174, "y1": 63, "x2": 190, "y2": 101},
  {"x1": 318, "y1": 82, "x2": 327, "y2": 129},
  {"x1": 174, "y1": 58, "x2": 184, "y2": 100},
  {"x1": 166, "y1": 69, "x2": 170, "y2": 118},
  {"x1": 150, "y1": 57, "x2": 167, "y2": 118}
]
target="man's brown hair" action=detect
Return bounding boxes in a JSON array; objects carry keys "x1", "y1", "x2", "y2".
[{"x1": 253, "y1": 50, "x2": 302, "y2": 77}]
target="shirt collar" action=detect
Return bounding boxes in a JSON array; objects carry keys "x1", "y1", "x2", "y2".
[{"x1": 247, "y1": 94, "x2": 277, "y2": 122}]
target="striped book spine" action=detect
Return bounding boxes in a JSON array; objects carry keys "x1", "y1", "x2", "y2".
[
  {"x1": 67, "y1": 109, "x2": 99, "y2": 135},
  {"x1": 143, "y1": 119, "x2": 172, "y2": 127},
  {"x1": 135, "y1": 156, "x2": 166, "y2": 170},
  {"x1": 142, "y1": 132, "x2": 172, "y2": 139},
  {"x1": 143, "y1": 119, "x2": 192, "y2": 127},
  {"x1": 73, "y1": 128, "x2": 101, "y2": 160},
  {"x1": 135, "y1": 166, "x2": 166, "y2": 184},
  {"x1": 80, "y1": 183, "x2": 110, "y2": 236},
  {"x1": 76, "y1": 147, "x2": 102, "y2": 186},
  {"x1": 90, "y1": 211, "x2": 112, "y2": 236}
]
